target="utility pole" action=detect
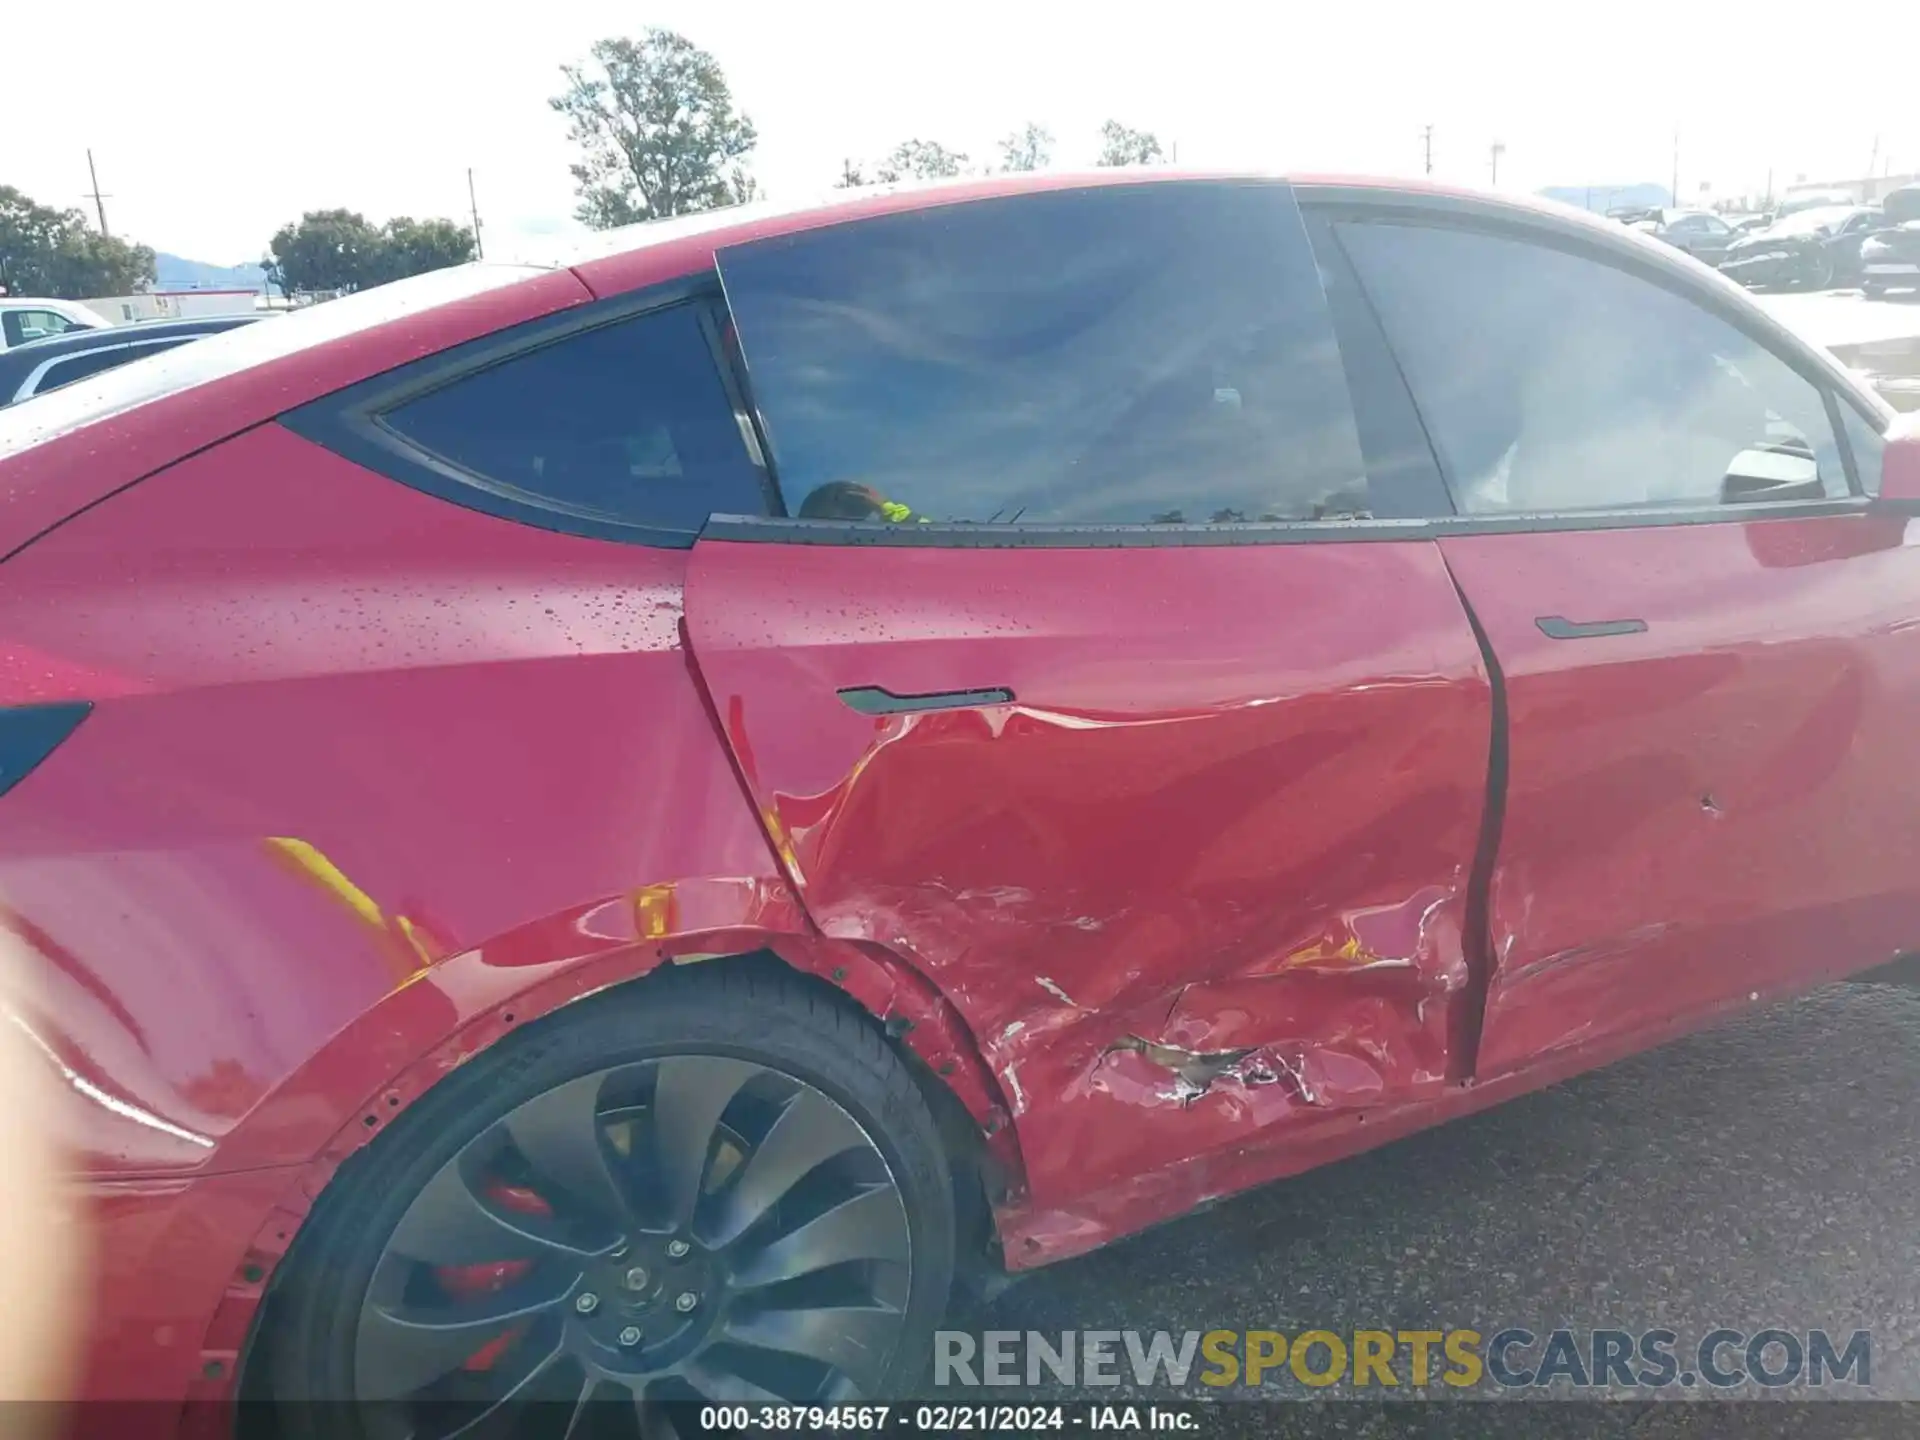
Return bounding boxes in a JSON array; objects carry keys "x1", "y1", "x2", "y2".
[
  {"x1": 85, "y1": 149, "x2": 111, "y2": 237},
  {"x1": 467, "y1": 168, "x2": 484, "y2": 260},
  {"x1": 1490, "y1": 141, "x2": 1506, "y2": 187},
  {"x1": 1670, "y1": 129, "x2": 1680, "y2": 207},
  {"x1": 1422, "y1": 125, "x2": 1434, "y2": 176}
]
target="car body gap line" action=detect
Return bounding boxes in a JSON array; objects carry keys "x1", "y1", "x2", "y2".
[{"x1": 1440, "y1": 552, "x2": 1510, "y2": 1084}]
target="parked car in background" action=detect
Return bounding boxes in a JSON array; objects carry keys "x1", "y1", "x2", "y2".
[
  {"x1": 1636, "y1": 208, "x2": 1740, "y2": 265},
  {"x1": 1862, "y1": 186, "x2": 1920, "y2": 298},
  {"x1": 0, "y1": 173, "x2": 1906, "y2": 1432},
  {"x1": 0, "y1": 296, "x2": 110, "y2": 351},
  {"x1": 1721, "y1": 205, "x2": 1890, "y2": 291},
  {"x1": 0, "y1": 314, "x2": 263, "y2": 406}
]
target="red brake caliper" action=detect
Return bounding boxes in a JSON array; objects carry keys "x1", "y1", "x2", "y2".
[{"x1": 434, "y1": 1182, "x2": 554, "y2": 1371}]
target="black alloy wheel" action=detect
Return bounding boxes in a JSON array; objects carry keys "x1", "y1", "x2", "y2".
[
  {"x1": 1805, "y1": 248, "x2": 1837, "y2": 290},
  {"x1": 256, "y1": 963, "x2": 958, "y2": 1440}
]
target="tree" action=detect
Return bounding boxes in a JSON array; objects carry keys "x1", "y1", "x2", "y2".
[
  {"x1": 833, "y1": 159, "x2": 867, "y2": 189},
  {"x1": 998, "y1": 123, "x2": 1053, "y2": 173},
  {"x1": 0, "y1": 186, "x2": 154, "y2": 298},
  {"x1": 1096, "y1": 120, "x2": 1165, "y2": 168},
  {"x1": 266, "y1": 209, "x2": 383, "y2": 296},
  {"x1": 265, "y1": 210, "x2": 474, "y2": 296},
  {"x1": 551, "y1": 29, "x2": 758, "y2": 228},
  {"x1": 874, "y1": 140, "x2": 969, "y2": 183},
  {"x1": 367, "y1": 217, "x2": 477, "y2": 287}
]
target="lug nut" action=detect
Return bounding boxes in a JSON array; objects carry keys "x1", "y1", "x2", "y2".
[
  {"x1": 674, "y1": 1291, "x2": 699, "y2": 1313},
  {"x1": 575, "y1": 1292, "x2": 599, "y2": 1315},
  {"x1": 624, "y1": 1265, "x2": 651, "y2": 1291},
  {"x1": 619, "y1": 1326, "x2": 643, "y2": 1347},
  {"x1": 666, "y1": 1240, "x2": 691, "y2": 1260}
]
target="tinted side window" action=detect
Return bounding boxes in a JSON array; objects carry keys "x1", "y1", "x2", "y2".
[
  {"x1": 4, "y1": 311, "x2": 77, "y2": 346},
  {"x1": 1340, "y1": 222, "x2": 1848, "y2": 513},
  {"x1": 33, "y1": 341, "x2": 189, "y2": 396},
  {"x1": 718, "y1": 183, "x2": 1368, "y2": 527},
  {"x1": 378, "y1": 303, "x2": 768, "y2": 538}
]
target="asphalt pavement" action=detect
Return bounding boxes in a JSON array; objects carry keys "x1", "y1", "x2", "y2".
[{"x1": 955, "y1": 982, "x2": 1920, "y2": 1433}]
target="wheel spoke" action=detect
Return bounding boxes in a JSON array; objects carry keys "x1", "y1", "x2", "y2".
[
  {"x1": 720, "y1": 1304, "x2": 902, "y2": 1394},
  {"x1": 678, "y1": 1360, "x2": 788, "y2": 1405},
  {"x1": 707, "y1": 1090, "x2": 869, "y2": 1247},
  {"x1": 437, "y1": 1335, "x2": 570, "y2": 1439},
  {"x1": 501, "y1": 1072, "x2": 631, "y2": 1227},
  {"x1": 355, "y1": 1280, "x2": 570, "y2": 1400},
  {"x1": 648, "y1": 1057, "x2": 758, "y2": 1227},
  {"x1": 730, "y1": 1185, "x2": 909, "y2": 1289},
  {"x1": 385, "y1": 1162, "x2": 591, "y2": 1267}
]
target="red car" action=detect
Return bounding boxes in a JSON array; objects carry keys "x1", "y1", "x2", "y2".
[{"x1": 0, "y1": 171, "x2": 1913, "y2": 1435}]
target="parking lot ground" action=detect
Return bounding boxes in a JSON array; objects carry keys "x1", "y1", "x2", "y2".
[{"x1": 955, "y1": 983, "x2": 1920, "y2": 1432}]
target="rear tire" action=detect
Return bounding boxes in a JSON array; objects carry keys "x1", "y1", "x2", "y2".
[{"x1": 252, "y1": 960, "x2": 957, "y2": 1437}]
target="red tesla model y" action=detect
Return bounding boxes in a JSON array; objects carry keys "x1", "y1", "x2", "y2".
[{"x1": 0, "y1": 171, "x2": 1912, "y2": 1435}]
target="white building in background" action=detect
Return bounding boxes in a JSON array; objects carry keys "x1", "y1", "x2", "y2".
[
  {"x1": 1783, "y1": 173, "x2": 1920, "y2": 206},
  {"x1": 79, "y1": 288, "x2": 262, "y2": 324}
]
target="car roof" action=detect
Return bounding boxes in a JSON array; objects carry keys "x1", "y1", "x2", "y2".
[
  {"x1": 0, "y1": 170, "x2": 1886, "y2": 558},
  {"x1": 2, "y1": 314, "x2": 259, "y2": 357}
]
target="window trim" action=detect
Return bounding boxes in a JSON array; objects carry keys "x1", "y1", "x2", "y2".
[
  {"x1": 281, "y1": 276, "x2": 773, "y2": 549},
  {"x1": 703, "y1": 496, "x2": 1872, "y2": 548}
]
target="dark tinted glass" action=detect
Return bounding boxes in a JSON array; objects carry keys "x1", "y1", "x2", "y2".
[
  {"x1": 1340, "y1": 222, "x2": 1846, "y2": 513},
  {"x1": 379, "y1": 302, "x2": 767, "y2": 537},
  {"x1": 35, "y1": 341, "x2": 189, "y2": 395},
  {"x1": 718, "y1": 182, "x2": 1367, "y2": 527}
]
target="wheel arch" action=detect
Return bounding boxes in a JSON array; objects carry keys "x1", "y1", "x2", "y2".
[{"x1": 205, "y1": 928, "x2": 1022, "y2": 1410}]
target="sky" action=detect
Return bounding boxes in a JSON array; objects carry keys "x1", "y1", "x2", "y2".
[{"x1": 8, "y1": 0, "x2": 1917, "y2": 265}]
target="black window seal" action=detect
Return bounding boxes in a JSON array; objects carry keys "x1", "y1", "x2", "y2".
[
  {"x1": 280, "y1": 274, "x2": 764, "y2": 550},
  {"x1": 1299, "y1": 209, "x2": 1455, "y2": 521},
  {"x1": 695, "y1": 303, "x2": 785, "y2": 519},
  {"x1": 700, "y1": 495, "x2": 1874, "y2": 549},
  {"x1": 1825, "y1": 387, "x2": 1866, "y2": 496}
]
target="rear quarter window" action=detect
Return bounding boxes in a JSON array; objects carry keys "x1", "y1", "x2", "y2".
[{"x1": 0, "y1": 264, "x2": 542, "y2": 462}]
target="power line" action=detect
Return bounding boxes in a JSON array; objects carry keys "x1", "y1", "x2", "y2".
[{"x1": 85, "y1": 149, "x2": 112, "y2": 237}]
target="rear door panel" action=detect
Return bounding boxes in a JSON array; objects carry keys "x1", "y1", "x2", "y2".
[{"x1": 685, "y1": 532, "x2": 1491, "y2": 1204}]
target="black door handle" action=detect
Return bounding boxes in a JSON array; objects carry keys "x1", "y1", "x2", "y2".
[
  {"x1": 1535, "y1": 615, "x2": 1649, "y2": 640},
  {"x1": 837, "y1": 685, "x2": 1016, "y2": 716}
]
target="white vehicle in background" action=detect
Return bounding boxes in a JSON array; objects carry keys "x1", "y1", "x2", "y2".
[{"x1": 0, "y1": 297, "x2": 111, "y2": 351}]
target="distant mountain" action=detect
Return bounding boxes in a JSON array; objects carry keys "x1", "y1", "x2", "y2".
[
  {"x1": 1537, "y1": 183, "x2": 1672, "y2": 214},
  {"x1": 154, "y1": 253, "x2": 268, "y2": 292}
]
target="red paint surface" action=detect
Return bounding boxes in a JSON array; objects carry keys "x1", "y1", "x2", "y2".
[
  {"x1": 0, "y1": 423, "x2": 804, "y2": 1177},
  {"x1": 684, "y1": 537, "x2": 1491, "y2": 1210},
  {"x1": 1440, "y1": 516, "x2": 1920, "y2": 1073},
  {"x1": 0, "y1": 173, "x2": 1906, "y2": 1430}
]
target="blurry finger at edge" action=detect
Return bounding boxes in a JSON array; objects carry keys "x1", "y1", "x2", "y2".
[{"x1": 0, "y1": 927, "x2": 88, "y2": 1424}]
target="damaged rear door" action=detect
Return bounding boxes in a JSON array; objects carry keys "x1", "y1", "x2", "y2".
[{"x1": 685, "y1": 180, "x2": 1494, "y2": 1213}]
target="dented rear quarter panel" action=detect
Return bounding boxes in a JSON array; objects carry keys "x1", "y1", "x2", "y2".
[
  {"x1": 683, "y1": 534, "x2": 1493, "y2": 1238},
  {"x1": 0, "y1": 421, "x2": 806, "y2": 1185}
]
